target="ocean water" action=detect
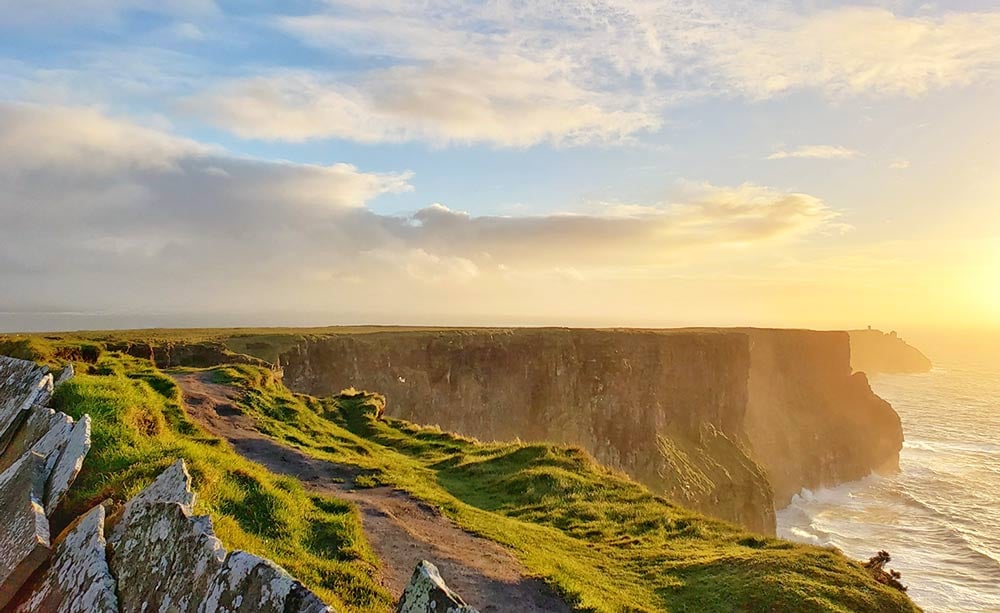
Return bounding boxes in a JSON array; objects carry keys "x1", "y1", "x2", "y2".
[{"x1": 778, "y1": 359, "x2": 1000, "y2": 612}]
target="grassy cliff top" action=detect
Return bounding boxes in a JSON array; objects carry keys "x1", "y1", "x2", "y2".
[{"x1": 2, "y1": 330, "x2": 921, "y2": 613}]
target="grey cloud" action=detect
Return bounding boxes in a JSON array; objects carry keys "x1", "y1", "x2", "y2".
[{"x1": 0, "y1": 103, "x2": 839, "y2": 314}]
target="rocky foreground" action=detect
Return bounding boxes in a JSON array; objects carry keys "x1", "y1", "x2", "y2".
[{"x1": 0, "y1": 355, "x2": 475, "y2": 613}]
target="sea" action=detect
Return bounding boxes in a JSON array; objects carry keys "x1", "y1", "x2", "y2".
[{"x1": 778, "y1": 347, "x2": 1000, "y2": 612}]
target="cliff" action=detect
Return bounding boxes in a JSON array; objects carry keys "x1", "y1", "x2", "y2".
[
  {"x1": 279, "y1": 327, "x2": 904, "y2": 533},
  {"x1": 743, "y1": 330, "x2": 903, "y2": 506},
  {"x1": 849, "y1": 329, "x2": 932, "y2": 374}
]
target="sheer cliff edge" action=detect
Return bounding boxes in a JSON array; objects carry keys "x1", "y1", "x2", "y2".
[{"x1": 278, "y1": 328, "x2": 904, "y2": 534}]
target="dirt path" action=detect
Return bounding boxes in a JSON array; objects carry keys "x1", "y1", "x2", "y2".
[{"x1": 172, "y1": 372, "x2": 570, "y2": 613}]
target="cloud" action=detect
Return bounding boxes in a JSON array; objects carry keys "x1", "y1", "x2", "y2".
[
  {"x1": 0, "y1": 102, "x2": 841, "y2": 314},
  {"x1": 889, "y1": 159, "x2": 911, "y2": 170},
  {"x1": 767, "y1": 145, "x2": 860, "y2": 160},
  {"x1": 712, "y1": 8, "x2": 1000, "y2": 98},
  {"x1": 183, "y1": 60, "x2": 660, "y2": 147},
  {"x1": 176, "y1": 3, "x2": 1000, "y2": 147}
]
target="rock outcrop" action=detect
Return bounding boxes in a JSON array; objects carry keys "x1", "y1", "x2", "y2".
[
  {"x1": 1, "y1": 356, "x2": 54, "y2": 452},
  {"x1": 849, "y1": 329, "x2": 932, "y2": 374},
  {"x1": 0, "y1": 355, "x2": 481, "y2": 613},
  {"x1": 15, "y1": 505, "x2": 118, "y2": 613},
  {"x1": 0, "y1": 356, "x2": 84, "y2": 610},
  {"x1": 0, "y1": 452, "x2": 52, "y2": 609},
  {"x1": 202, "y1": 551, "x2": 332, "y2": 613},
  {"x1": 396, "y1": 561, "x2": 478, "y2": 613},
  {"x1": 102, "y1": 459, "x2": 334, "y2": 613},
  {"x1": 280, "y1": 328, "x2": 905, "y2": 533}
]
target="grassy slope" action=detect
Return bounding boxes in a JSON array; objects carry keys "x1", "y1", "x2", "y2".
[
  {"x1": 213, "y1": 363, "x2": 917, "y2": 613},
  {"x1": 1, "y1": 333, "x2": 919, "y2": 613},
  {"x1": 51, "y1": 355, "x2": 392, "y2": 612}
]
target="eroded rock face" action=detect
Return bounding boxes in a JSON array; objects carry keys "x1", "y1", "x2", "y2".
[
  {"x1": 109, "y1": 500, "x2": 227, "y2": 613},
  {"x1": 743, "y1": 330, "x2": 904, "y2": 506},
  {"x1": 0, "y1": 357, "x2": 52, "y2": 453},
  {"x1": 15, "y1": 504, "x2": 118, "y2": 613},
  {"x1": 45, "y1": 414, "x2": 91, "y2": 515},
  {"x1": 280, "y1": 329, "x2": 776, "y2": 532},
  {"x1": 0, "y1": 452, "x2": 52, "y2": 610},
  {"x1": 395, "y1": 561, "x2": 478, "y2": 613},
  {"x1": 201, "y1": 551, "x2": 333, "y2": 613},
  {"x1": 280, "y1": 328, "x2": 906, "y2": 534}
]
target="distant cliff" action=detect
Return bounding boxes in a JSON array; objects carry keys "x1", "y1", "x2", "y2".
[
  {"x1": 849, "y1": 329, "x2": 932, "y2": 374},
  {"x1": 279, "y1": 328, "x2": 904, "y2": 534}
]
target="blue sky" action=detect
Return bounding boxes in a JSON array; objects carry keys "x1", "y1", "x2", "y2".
[{"x1": 1, "y1": 1, "x2": 998, "y2": 331}]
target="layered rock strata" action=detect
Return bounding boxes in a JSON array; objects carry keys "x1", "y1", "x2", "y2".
[{"x1": 280, "y1": 328, "x2": 905, "y2": 533}]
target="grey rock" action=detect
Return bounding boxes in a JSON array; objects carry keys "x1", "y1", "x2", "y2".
[
  {"x1": 0, "y1": 406, "x2": 73, "y2": 474},
  {"x1": 45, "y1": 414, "x2": 91, "y2": 515},
  {"x1": 107, "y1": 458, "x2": 195, "y2": 543},
  {"x1": 14, "y1": 504, "x2": 118, "y2": 613},
  {"x1": 395, "y1": 561, "x2": 479, "y2": 613},
  {"x1": 200, "y1": 551, "x2": 334, "y2": 613},
  {"x1": 108, "y1": 501, "x2": 226, "y2": 613},
  {"x1": 0, "y1": 357, "x2": 52, "y2": 454},
  {"x1": 53, "y1": 364, "x2": 75, "y2": 388},
  {"x1": 0, "y1": 452, "x2": 52, "y2": 610}
]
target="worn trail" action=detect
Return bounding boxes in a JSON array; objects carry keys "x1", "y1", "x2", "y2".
[{"x1": 171, "y1": 372, "x2": 569, "y2": 613}]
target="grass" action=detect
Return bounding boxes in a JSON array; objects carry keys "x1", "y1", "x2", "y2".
[
  {"x1": 204, "y1": 363, "x2": 919, "y2": 613},
  {"x1": 49, "y1": 355, "x2": 392, "y2": 612},
  {"x1": 4, "y1": 335, "x2": 920, "y2": 612}
]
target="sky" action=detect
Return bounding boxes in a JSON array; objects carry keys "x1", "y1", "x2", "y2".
[{"x1": 0, "y1": 0, "x2": 998, "y2": 333}]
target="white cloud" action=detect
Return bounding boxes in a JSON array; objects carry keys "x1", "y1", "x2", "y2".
[
  {"x1": 712, "y1": 8, "x2": 1000, "y2": 98},
  {"x1": 183, "y1": 59, "x2": 660, "y2": 147},
  {"x1": 889, "y1": 159, "x2": 911, "y2": 170},
  {"x1": 176, "y1": 3, "x2": 1000, "y2": 147},
  {"x1": 767, "y1": 145, "x2": 860, "y2": 160},
  {"x1": 0, "y1": 102, "x2": 842, "y2": 313}
]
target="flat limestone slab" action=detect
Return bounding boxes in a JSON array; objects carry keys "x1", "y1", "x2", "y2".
[
  {"x1": 0, "y1": 452, "x2": 52, "y2": 610},
  {"x1": 200, "y1": 551, "x2": 333, "y2": 613},
  {"x1": 44, "y1": 415, "x2": 91, "y2": 515},
  {"x1": 0, "y1": 357, "x2": 52, "y2": 454},
  {"x1": 109, "y1": 500, "x2": 226, "y2": 613},
  {"x1": 14, "y1": 504, "x2": 118, "y2": 613}
]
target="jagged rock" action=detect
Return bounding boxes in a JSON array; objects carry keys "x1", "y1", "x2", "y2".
[
  {"x1": 0, "y1": 452, "x2": 52, "y2": 610},
  {"x1": 108, "y1": 458, "x2": 196, "y2": 543},
  {"x1": 865, "y1": 550, "x2": 908, "y2": 592},
  {"x1": 14, "y1": 504, "x2": 118, "y2": 613},
  {"x1": 53, "y1": 364, "x2": 75, "y2": 388},
  {"x1": 200, "y1": 551, "x2": 334, "y2": 613},
  {"x1": 45, "y1": 414, "x2": 91, "y2": 515},
  {"x1": 395, "y1": 561, "x2": 478, "y2": 613},
  {"x1": 0, "y1": 406, "x2": 73, "y2": 474},
  {"x1": 0, "y1": 356, "x2": 52, "y2": 453},
  {"x1": 109, "y1": 501, "x2": 226, "y2": 613}
]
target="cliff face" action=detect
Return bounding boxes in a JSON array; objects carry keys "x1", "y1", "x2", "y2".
[
  {"x1": 743, "y1": 330, "x2": 903, "y2": 506},
  {"x1": 279, "y1": 328, "x2": 904, "y2": 534},
  {"x1": 849, "y1": 329, "x2": 932, "y2": 374}
]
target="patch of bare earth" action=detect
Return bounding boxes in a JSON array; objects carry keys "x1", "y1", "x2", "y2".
[{"x1": 172, "y1": 372, "x2": 570, "y2": 613}]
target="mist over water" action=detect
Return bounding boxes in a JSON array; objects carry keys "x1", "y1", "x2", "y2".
[{"x1": 778, "y1": 358, "x2": 1000, "y2": 612}]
